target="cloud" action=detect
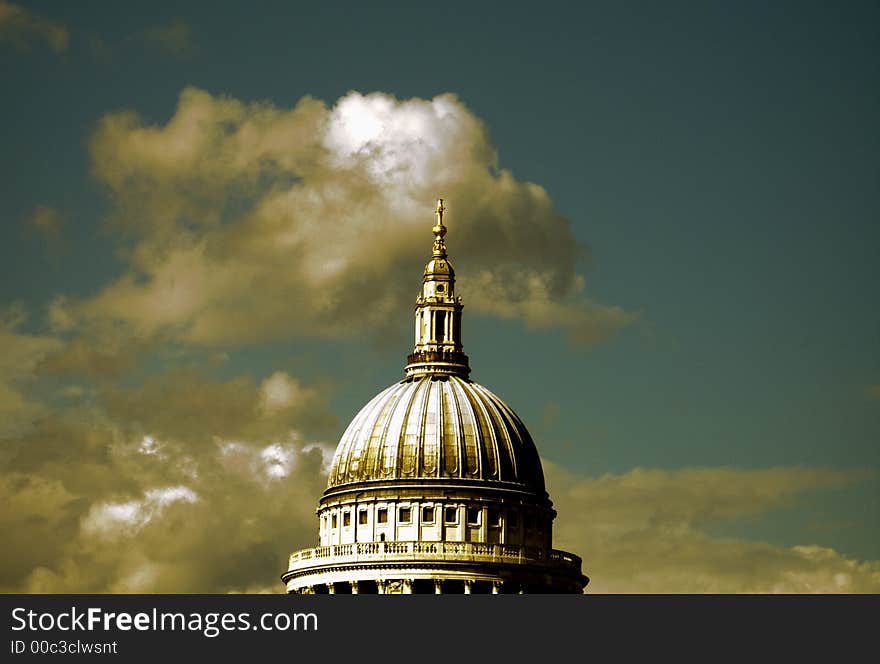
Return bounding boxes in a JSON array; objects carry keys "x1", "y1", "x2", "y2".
[
  {"x1": 139, "y1": 19, "x2": 193, "y2": 57},
  {"x1": 0, "y1": 361, "x2": 336, "y2": 593},
  {"x1": 3, "y1": 331, "x2": 875, "y2": 594},
  {"x1": 82, "y1": 486, "x2": 199, "y2": 540},
  {"x1": 98, "y1": 368, "x2": 335, "y2": 443},
  {"x1": 469, "y1": 270, "x2": 638, "y2": 347},
  {"x1": 0, "y1": 304, "x2": 62, "y2": 439},
  {"x1": 6, "y1": 406, "x2": 876, "y2": 593},
  {"x1": 49, "y1": 87, "x2": 634, "y2": 353},
  {"x1": 545, "y1": 463, "x2": 880, "y2": 593},
  {"x1": 0, "y1": 1, "x2": 68, "y2": 53}
]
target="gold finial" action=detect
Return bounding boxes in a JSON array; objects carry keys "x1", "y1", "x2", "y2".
[{"x1": 432, "y1": 198, "x2": 447, "y2": 257}]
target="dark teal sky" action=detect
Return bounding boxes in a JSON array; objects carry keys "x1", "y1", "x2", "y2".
[{"x1": 2, "y1": 0, "x2": 878, "y2": 580}]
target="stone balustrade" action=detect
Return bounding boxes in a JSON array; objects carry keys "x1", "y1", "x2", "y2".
[{"x1": 288, "y1": 540, "x2": 582, "y2": 573}]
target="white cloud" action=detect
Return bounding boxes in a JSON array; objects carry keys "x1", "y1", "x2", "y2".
[
  {"x1": 48, "y1": 87, "x2": 634, "y2": 352},
  {"x1": 138, "y1": 435, "x2": 160, "y2": 455},
  {"x1": 259, "y1": 371, "x2": 305, "y2": 414},
  {"x1": 260, "y1": 443, "x2": 296, "y2": 479},
  {"x1": 82, "y1": 485, "x2": 198, "y2": 539}
]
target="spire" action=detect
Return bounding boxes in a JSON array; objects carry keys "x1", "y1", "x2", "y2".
[
  {"x1": 404, "y1": 199, "x2": 470, "y2": 378},
  {"x1": 432, "y1": 198, "x2": 447, "y2": 258}
]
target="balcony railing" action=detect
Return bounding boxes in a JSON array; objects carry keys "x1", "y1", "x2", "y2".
[{"x1": 287, "y1": 541, "x2": 582, "y2": 573}]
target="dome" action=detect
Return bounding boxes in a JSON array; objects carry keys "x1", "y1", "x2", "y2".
[
  {"x1": 282, "y1": 199, "x2": 587, "y2": 595},
  {"x1": 424, "y1": 257, "x2": 453, "y2": 276},
  {"x1": 327, "y1": 374, "x2": 546, "y2": 494}
]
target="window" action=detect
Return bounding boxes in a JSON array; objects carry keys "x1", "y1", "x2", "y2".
[
  {"x1": 489, "y1": 509, "x2": 501, "y2": 527},
  {"x1": 331, "y1": 514, "x2": 337, "y2": 528},
  {"x1": 444, "y1": 506, "x2": 458, "y2": 523},
  {"x1": 399, "y1": 507, "x2": 412, "y2": 523},
  {"x1": 467, "y1": 507, "x2": 481, "y2": 525},
  {"x1": 343, "y1": 511, "x2": 351, "y2": 527},
  {"x1": 377, "y1": 508, "x2": 388, "y2": 524},
  {"x1": 436, "y1": 284, "x2": 444, "y2": 293},
  {"x1": 422, "y1": 506, "x2": 435, "y2": 522},
  {"x1": 359, "y1": 509, "x2": 368, "y2": 525},
  {"x1": 435, "y1": 311, "x2": 446, "y2": 342}
]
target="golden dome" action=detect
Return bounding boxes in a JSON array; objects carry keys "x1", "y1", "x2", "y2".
[{"x1": 327, "y1": 375, "x2": 546, "y2": 495}]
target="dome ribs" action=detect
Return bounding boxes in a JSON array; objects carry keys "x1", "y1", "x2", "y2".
[
  {"x1": 450, "y1": 374, "x2": 476, "y2": 477},
  {"x1": 369, "y1": 381, "x2": 411, "y2": 481},
  {"x1": 345, "y1": 384, "x2": 396, "y2": 483},
  {"x1": 485, "y1": 385, "x2": 521, "y2": 481},
  {"x1": 463, "y1": 380, "x2": 499, "y2": 481},
  {"x1": 421, "y1": 379, "x2": 441, "y2": 476},
  {"x1": 440, "y1": 379, "x2": 460, "y2": 477},
  {"x1": 381, "y1": 384, "x2": 411, "y2": 477},
  {"x1": 451, "y1": 378, "x2": 481, "y2": 478},
  {"x1": 493, "y1": 394, "x2": 545, "y2": 492},
  {"x1": 327, "y1": 378, "x2": 546, "y2": 493},
  {"x1": 398, "y1": 375, "x2": 430, "y2": 477},
  {"x1": 331, "y1": 387, "x2": 387, "y2": 485}
]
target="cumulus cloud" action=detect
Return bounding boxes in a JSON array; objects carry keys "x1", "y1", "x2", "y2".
[
  {"x1": 0, "y1": 291, "x2": 336, "y2": 593},
  {"x1": 98, "y1": 368, "x2": 335, "y2": 444},
  {"x1": 0, "y1": 304, "x2": 62, "y2": 439},
  {"x1": 82, "y1": 486, "x2": 199, "y2": 540},
  {"x1": 545, "y1": 463, "x2": 880, "y2": 593},
  {"x1": 48, "y1": 87, "x2": 634, "y2": 356},
  {"x1": 0, "y1": 362, "x2": 335, "y2": 593},
  {"x1": 0, "y1": 1, "x2": 68, "y2": 53},
  {"x1": 4, "y1": 348, "x2": 876, "y2": 594},
  {"x1": 7, "y1": 429, "x2": 875, "y2": 593},
  {"x1": 10, "y1": 85, "x2": 869, "y2": 595}
]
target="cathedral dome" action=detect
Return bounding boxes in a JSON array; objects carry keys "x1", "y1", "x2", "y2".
[
  {"x1": 282, "y1": 199, "x2": 587, "y2": 594},
  {"x1": 327, "y1": 374, "x2": 546, "y2": 494}
]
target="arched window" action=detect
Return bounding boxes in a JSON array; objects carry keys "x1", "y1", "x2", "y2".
[{"x1": 435, "y1": 310, "x2": 446, "y2": 342}]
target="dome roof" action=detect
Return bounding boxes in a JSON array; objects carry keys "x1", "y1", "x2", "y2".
[
  {"x1": 327, "y1": 375, "x2": 545, "y2": 494},
  {"x1": 424, "y1": 257, "x2": 453, "y2": 277}
]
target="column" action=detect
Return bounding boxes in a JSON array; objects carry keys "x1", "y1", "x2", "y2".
[
  {"x1": 463, "y1": 580, "x2": 472, "y2": 595},
  {"x1": 403, "y1": 579, "x2": 413, "y2": 594},
  {"x1": 377, "y1": 580, "x2": 386, "y2": 594},
  {"x1": 327, "y1": 583, "x2": 335, "y2": 594},
  {"x1": 350, "y1": 581, "x2": 359, "y2": 594},
  {"x1": 492, "y1": 581, "x2": 501, "y2": 594},
  {"x1": 434, "y1": 580, "x2": 443, "y2": 595}
]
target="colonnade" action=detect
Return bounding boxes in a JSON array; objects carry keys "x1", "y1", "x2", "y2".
[{"x1": 297, "y1": 579, "x2": 517, "y2": 594}]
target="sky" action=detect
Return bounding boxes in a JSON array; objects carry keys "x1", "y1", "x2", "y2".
[{"x1": 1, "y1": 0, "x2": 877, "y2": 593}]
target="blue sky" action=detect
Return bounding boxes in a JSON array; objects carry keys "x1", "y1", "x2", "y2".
[{"x1": 1, "y1": 1, "x2": 877, "y2": 592}]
